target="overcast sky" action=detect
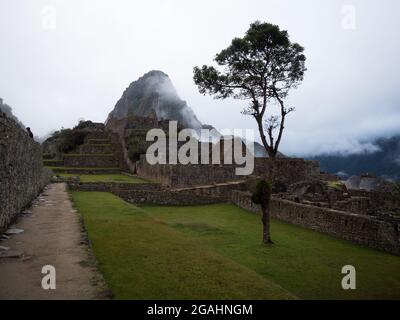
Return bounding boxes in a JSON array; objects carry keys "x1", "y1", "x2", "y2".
[{"x1": 0, "y1": 0, "x2": 399, "y2": 156}]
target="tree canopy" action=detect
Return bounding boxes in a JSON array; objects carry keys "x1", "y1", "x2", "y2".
[{"x1": 194, "y1": 21, "x2": 306, "y2": 158}]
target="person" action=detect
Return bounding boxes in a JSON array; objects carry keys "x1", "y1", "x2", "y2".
[{"x1": 26, "y1": 127, "x2": 33, "y2": 138}]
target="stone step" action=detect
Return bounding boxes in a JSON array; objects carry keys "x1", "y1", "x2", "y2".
[
  {"x1": 88, "y1": 139, "x2": 111, "y2": 145},
  {"x1": 79, "y1": 144, "x2": 113, "y2": 154},
  {"x1": 43, "y1": 159, "x2": 64, "y2": 167},
  {"x1": 63, "y1": 154, "x2": 117, "y2": 168},
  {"x1": 43, "y1": 153, "x2": 54, "y2": 160},
  {"x1": 50, "y1": 167, "x2": 122, "y2": 174},
  {"x1": 85, "y1": 132, "x2": 110, "y2": 140}
]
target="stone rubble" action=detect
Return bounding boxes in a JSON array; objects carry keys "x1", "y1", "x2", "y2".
[
  {"x1": 0, "y1": 249, "x2": 23, "y2": 259},
  {"x1": 5, "y1": 228, "x2": 24, "y2": 235}
]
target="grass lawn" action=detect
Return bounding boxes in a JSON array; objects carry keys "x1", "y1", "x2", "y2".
[
  {"x1": 71, "y1": 192, "x2": 400, "y2": 300},
  {"x1": 58, "y1": 173, "x2": 147, "y2": 183}
]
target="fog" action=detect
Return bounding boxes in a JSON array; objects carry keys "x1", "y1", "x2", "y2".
[{"x1": 0, "y1": 0, "x2": 399, "y2": 156}]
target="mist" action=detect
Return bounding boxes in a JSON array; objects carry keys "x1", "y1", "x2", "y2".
[{"x1": 0, "y1": 0, "x2": 399, "y2": 157}]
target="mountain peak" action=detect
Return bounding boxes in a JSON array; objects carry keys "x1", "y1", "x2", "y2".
[{"x1": 107, "y1": 71, "x2": 202, "y2": 129}]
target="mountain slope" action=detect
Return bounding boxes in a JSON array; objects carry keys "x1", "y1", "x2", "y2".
[
  {"x1": 0, "y1": 98, "x2": 24, "y2": 128},
  {"x1": 311, "y1": 135, "x2": 400, "y2": 181},
  {"x1": 107, "y1": 70, "x2": 202, "y2": 129}
]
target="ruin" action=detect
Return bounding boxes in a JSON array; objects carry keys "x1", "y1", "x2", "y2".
[
  {"x1": 1, "y1": 70, "x2": 399, "y2": 256},
  {"x1": 39, "y1": 111, "x2": 400, "y2": 256},
  {"x1": 0, "y1": 111, "x2": 50, "y2": 232}
]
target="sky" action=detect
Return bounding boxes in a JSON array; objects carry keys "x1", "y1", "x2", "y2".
[{"x1": 0, "y1": 0, "x2": 399, "y2": 156}]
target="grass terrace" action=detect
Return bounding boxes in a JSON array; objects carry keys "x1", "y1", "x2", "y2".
[
  {"x1": 57, "y1": 173, "x2": 148, "y2": 183},
  {"x1": 71, "y1": 192, "x2": 400, "y2": 300},
  {"x1": 63, "y1": 153, "x2": 114, "y2": 157}
]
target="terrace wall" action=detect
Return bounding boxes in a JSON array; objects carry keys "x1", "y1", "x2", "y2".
[
  {"x1": 232, "y1": 190, "x2": 400, "y2": 255},
  {"x1": 136, "y1": 157, "x2": 320, "y2": 188},
  {"x1": 0, "y1": 112, "x2": 50, "y2": 232},
  {"x1": 63, "y1": 154, "x2": 117, "y2": 167},
  {"x1": 67, "y1": 181, "x2": 224, "y2": 205}
]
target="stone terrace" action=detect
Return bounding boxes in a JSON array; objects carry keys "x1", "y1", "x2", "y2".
[{"x1": 46, "y1": 131, "x2": 123, "y2": 175}]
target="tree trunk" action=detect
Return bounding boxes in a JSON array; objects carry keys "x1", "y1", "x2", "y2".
[{"x1": 261, "y1": 199, "x2": 273, "y2": 243}]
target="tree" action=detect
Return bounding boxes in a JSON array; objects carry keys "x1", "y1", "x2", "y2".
[
  {"x1": 193, "y1": 21, "x2": 306, "y2": 158},
  {"x1": 251, "y1": 180, "x2": 273, "y2": 243},
  {"x1": 193, "y1": 21, "x2": 306, "y2": 243}
]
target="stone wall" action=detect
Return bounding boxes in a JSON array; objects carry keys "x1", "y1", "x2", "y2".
[
  {"x1": 115, "y1": 189, "x2": 224, "y2": 205},
  {"x1": 63, "y1": 154, "x2": 118, "y2": 168},
  {"x1": 232, "y1": 190, "x2": 400, "y2": 255},
  {"x1": 171, "y1": 181, "x2": 246, "y2": 201},
  {"x1": 80, "y1": 144, "x2": 113, "y2": 154},
  {"x1": 67, "y1": 181, "x2": 224, "y2": 205},
  {"x1": 348, "y1": 189, "x2": 400, "y2": 210},
  {"x1": 0, "y1": 112, "x2": 50, "y2": 232},
  {"x1": 67, "y1": 181, "x2": 162, "y2": 192},
  {"x1": 253, "y1": 158, "x2": 320, "y2": 184},
  {"x1": 136, "y1": 159, "x2": 242, "y2": 188},
  {"x1": 137, "y1": 157, "x2": 320, "y2": 188}
]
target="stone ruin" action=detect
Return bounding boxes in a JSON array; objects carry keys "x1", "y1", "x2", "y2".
[
  {"x1": 0, "y1": 111, "x2": 51, "y2": 233},
  {"x1": 17, "y1": 94, "x2": 399, "y2": 257}
]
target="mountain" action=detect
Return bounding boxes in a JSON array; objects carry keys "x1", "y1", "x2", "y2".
[
  {"x1": 310, "y1": 135, "x2": 400, "y2": 181},
  {"x1": 0, "y1": 97, "x2": 24, "y2": 128},
  {"x1": 107, "y1": 70, "x2": 202, "y2": 129},
  {"x1": 106, "y1": 70, "x2": 285, "y2": 158}
]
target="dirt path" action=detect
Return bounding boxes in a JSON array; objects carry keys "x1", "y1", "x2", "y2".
[{"x1": 0, "y1": 183, "x2": 108, "y2": 300}]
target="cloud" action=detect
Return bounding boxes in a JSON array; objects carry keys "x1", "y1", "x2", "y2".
[{"x1": 0, "y1": 0, "x2": 399, "y2": 156}]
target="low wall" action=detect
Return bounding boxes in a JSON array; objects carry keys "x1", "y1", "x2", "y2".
[
  {"x1": 348, "y1": 189, "x2": 400, "y2": 210},
  {"x1": 0, "y1": 112, "x2": 50, "y2": 232},
  {"x1": 63, "y1": 154, "x2": 117, "y2": 167},
  {"x1": 67, "y1": 181, "x2": 162, "y2": 192},
  {"x1": 80, "y1": 144, "x2": 113, "y2": 154},
  {"x1": 136, "y1": 159, "x2": 242, "y2": 188},
  {"x1": 137, "y1": 157, "x2": 320, "y2": 188},
  {"x1": 232, "y1": 190, "x2": 400, "y2": 255},
  {"x1": 52, "y1": 168, "x2": 121, "y2": 174},
  {"x1": 253, "y1": 158, "x2": 320, "y2": 184},
  {"x1": 67, "y1": 181, "x2": 224, "y2": 205},
  {"x1": 171, "y1": 181, "x2": 246, "y2": 200},
  {"x1": 115, "y1": 189, "x2": 224, "y2": 206}
]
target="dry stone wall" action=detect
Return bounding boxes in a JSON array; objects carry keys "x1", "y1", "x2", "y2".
[
  {"x1": 137, "y1": 157, "x2": 320, "y2": 188},
  {"x1": 253, "y1": 158, "x2": 320, "y2": 183},
  {"x1": 0, "y1": 112, "x2": 50, "y2": 232},
  {"x1": 63, "y1": 154, "x2": 117, "y2": 167},
  {"x1": 67, "y1": 181, "x2": 224, "y2": 205},
  {"x1": 232, "y1": 190, "x2": 400, "y2": 255}
]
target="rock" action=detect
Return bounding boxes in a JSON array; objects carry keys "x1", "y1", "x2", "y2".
[
  {"x1": 0, "y1": 249, "x2": 23, "y2": 258},
  {"x1": 5, "y1": 228, "x2": 24, "y2": 235},
  {"x1": 20, "y1": 255, "x2": 33, "y2": 262},
  {"x1": 106, "y1": 70, "x2": 202, "y2": 129}
]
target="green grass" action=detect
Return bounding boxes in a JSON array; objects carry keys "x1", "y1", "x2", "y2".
[
  {"x1": 47, "y1": 166, "x2": 120, "y2": 171},
  {"x1": 71, "y1": 192, "x2": 294, "y2": 300},
  {"x1": 71, "y1": 192, "x2": 400, "y2": 300},
  {"x1": 58, "y1": 173, "x2": 147, "y2": 183},
  {"x1": 327, "y1": 180, "x2": 344, "y2": 190}
]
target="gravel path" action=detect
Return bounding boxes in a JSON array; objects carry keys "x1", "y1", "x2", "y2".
[{"x1": 0, "y1": 183, "x2": 108, "y2": 300}]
